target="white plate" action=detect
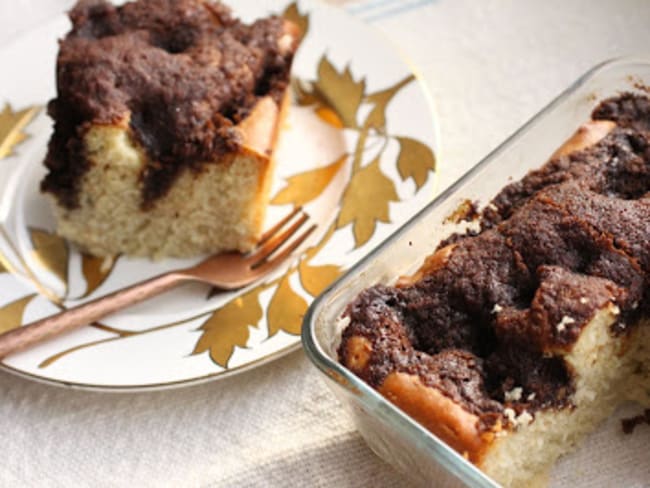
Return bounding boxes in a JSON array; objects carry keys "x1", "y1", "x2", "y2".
[{"x1": 0, "y1": 0, "x2": 439, "y2": 391}]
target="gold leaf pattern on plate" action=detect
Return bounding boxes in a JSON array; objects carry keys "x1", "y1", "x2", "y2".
[
  {"x1": 29, "y1": 228, "x2": 69, "y2": 293},
  {"x1": 271, "y1": 154, "x2": 347, "y2": 207},
  {"x1": 337, "y1": 156, "x2": 399, "y2": 248},
  {"x1": 0, "y1": 104, "x2": 39, "y2": 160},
  {"x1": 0, "y1": 294, "x2": 36, "y2": 335},
  {"x1": 365, "y1": 75, "x2": 415, "y2": 130},
  {"x1": 314, "y1": 56, "x2": 366, "y2": 129},
  {"x1": 396, "y1": 136, "x2": 437, "y2": 191},
  {"x1": 266, "y1": 274, "x2": 308, "y2": 336},
  {"x1": 291, "y1": 81, "x2": 344, "y2": 128},
  {"x1": 192, "y1": 286, "x2": 266, "y2": 367},
  {"x1": 282, "y1": 2, "x2": 309, "y2": 42},
  {"x1": 315, "y1": 106, "x2": 344, "y2": 128},
  {"x1": 1, "y1": 225, "x2": 62, "y2": 305},
  {"x1": 298, "y1": 223, "x2": 342, "y2": 296},
  {"x1": 291, "y1": 78, "x2": 319, "y2": 106},
  {"x1": 298, "y1": 261, "x2": 342, "y2": 298},
  {"x1": 81, "y1": 254, "x2": 117, "y2": 298}
]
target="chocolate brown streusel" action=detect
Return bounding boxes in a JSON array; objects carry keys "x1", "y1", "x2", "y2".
[
  {"x1": 338, "y1": 93, "x2": 650, "y2": 430},
  {"x1": 42, "y1": 0, "x2": 296, "y2": 209}
]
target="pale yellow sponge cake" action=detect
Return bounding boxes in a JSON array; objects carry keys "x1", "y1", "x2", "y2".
[{"x1": 41, "y1": 0, "x2": 299, "y2": 258}]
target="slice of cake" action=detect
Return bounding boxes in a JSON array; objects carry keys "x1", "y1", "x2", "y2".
[
  {"x1": 41, "y1": 0, "x2": 299, "y2": 258},
  {"x1": 337, "y1": 93, "x2": 650, "y2": 487}
]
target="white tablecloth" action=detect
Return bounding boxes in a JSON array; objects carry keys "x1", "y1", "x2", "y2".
[{"x1": 1, "y1": 1, "x2": 649, "y2": 486}]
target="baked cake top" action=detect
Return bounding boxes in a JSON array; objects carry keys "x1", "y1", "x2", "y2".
[
  {"x1": 339, "y1": 93, "x2": 650, "y2": 428},
  {"x1": 42, "y1": 0, "x2": 297, "y2": 209}
]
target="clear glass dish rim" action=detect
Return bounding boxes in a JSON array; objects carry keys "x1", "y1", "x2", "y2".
[{"x1": 301, "y1": 55, "x2": 650, "y2": 487}]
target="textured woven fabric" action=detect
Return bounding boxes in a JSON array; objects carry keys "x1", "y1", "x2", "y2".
[{"x1": 1, "y1": 1, "x2": 650, "y2": 486}]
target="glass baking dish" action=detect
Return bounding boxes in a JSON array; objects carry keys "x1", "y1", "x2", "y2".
[{"x1": 301, "y1": 57, "x2": 650, "y2": 487}]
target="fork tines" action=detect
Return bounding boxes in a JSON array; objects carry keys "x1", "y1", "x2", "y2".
[{"x1": 251, "y1": 207, "x2": 316, "y2": 269}]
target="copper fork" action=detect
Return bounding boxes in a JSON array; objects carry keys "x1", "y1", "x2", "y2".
[{"x1": 0, "y1": 207, "x2": 315, "y2": 359}]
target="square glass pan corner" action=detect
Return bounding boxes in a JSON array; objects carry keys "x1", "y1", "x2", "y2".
[{"x1": 302, "y1": 56, "x2": 650, "y2": 487}]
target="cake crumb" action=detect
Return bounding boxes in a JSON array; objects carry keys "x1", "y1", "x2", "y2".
[
  {"x1": 504, "y1": 408, "x2": 517, "y2": 425},
  {"x1": 556, "y1": 315, "x2": 576, "y2": 332},
  {"x1": 332, "y1": 315, "x2": 351, "y2": 355},
  {"x1": 492, "y1": 304, "x2": 503, "y2": 314},
  {"x1": 516, "y1": 410, "x2": 534, "y2": 426},
  {"x1": 611, "y1": 305, "x2": 621, "y2": 315},
  {"x1": 583, "y1": 389, "x2": 596, "y2": 402},
  {"x1": 579, "y1": 297, "x2": 589, "y2": 304},
  {"x1": 503, "y1": 407, "x2": 534, "y2": 428},
  {"x1": 527, "y1": 393, "x2": 536, "y2": 402},
  {"x1": 504, "y1": 387, "x2": 523, "y2": 402},
  {"x1": 444, "y1": 199, "x2": 480, "y2": 224}
]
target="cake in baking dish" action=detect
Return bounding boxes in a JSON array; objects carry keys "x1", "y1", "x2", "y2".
[
  {"x1": 41, "y1": 0, "x2": 299, "y2": 258},
  {"x1": 337, "y1": 92, "x2": 650, "y2": 487}
]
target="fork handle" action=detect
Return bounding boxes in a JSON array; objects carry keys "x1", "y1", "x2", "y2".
[{"x1": 0, "y1": 271, "x2": 187, "y2": 359}]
